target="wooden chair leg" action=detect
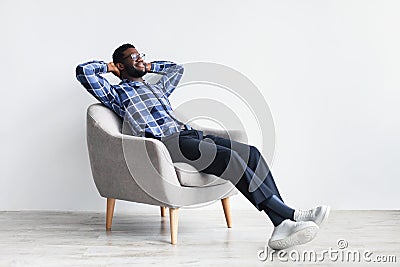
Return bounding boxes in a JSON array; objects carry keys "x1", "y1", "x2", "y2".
[
  {"x1": 169, "y1": 208, "x2": 179, "y2": 245},
  {"x1": 106, "y1": 198, "x2": 116, "y2": 231},
  {"x1": 160, "y1": 206, "x2": 166, "y2": 217},
  {"x1": 221, "y1": 197, "x2": 232, "y2": 228}
]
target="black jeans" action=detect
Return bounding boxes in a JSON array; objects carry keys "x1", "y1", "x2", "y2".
[{"x1": 158, "y1": 129, "x2": 285, "y2": 211}]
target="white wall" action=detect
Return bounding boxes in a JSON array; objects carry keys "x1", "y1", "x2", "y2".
[{"x1": 0, "y1": 0, "x2": 399, "y2": 212}]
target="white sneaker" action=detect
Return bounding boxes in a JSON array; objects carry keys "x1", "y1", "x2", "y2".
[
  {"x1": 268, "y1": 219, "x2": 319, "y2": 250},
  {"x1": 294, "y1": 205, "x2": 331, "y2": 225}
]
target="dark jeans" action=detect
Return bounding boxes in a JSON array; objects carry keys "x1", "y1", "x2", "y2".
[{"x1": 158, "y1": 129, "x2": 285, "y2": 212}]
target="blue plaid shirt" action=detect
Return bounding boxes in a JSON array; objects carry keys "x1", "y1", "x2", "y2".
[{"x1": 76, "y1": 60, "x2": 192, "y2": 138}]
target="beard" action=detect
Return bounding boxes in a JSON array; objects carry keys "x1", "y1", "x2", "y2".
[{"x1": 125, "y1": 65, "x2": 146, "y2": 78}]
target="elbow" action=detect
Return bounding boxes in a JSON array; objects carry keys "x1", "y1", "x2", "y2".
[
  {"x1": 75, "y1": 64, "x2": 84, "y2": 79},
  {"x1": 177, "y1": 64, "x2": 184, "y2": 75},
  {"x1": 75, "y1": 63, "x2": 94, "y2": 84}
]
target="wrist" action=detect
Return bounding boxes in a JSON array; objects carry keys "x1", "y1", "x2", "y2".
[{"x1": 107, "y1": 62, "x2": 113, "y2": 72}]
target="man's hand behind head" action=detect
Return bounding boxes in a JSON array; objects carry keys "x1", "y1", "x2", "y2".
[{"x1": 107, "y1": 62, "x2": 121, "y2": 78}]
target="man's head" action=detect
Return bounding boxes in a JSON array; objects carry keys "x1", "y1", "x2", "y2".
[{"x1": 112, "y1": 43, "x2": 147, "y2": 79}]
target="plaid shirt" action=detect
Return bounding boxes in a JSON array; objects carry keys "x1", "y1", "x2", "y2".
[{"x1": 76, "y1": 60, "x2": 192, "y2": 138}]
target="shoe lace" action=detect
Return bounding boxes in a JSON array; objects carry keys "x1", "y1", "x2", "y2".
[{"x1": 298, "y1": 209, "x2": 313, "y2": 220}]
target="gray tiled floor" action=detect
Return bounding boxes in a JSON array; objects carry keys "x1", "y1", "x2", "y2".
[{"x1": 0, "y1": 210, "x2": 399, "y2": 266}]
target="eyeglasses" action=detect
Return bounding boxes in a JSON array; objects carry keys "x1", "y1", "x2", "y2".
[{"x1": 123, "y1": 53, "x2": 145, "y2": 61}]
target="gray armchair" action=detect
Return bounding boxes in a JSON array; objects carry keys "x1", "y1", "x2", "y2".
[{"x1": 86, "y1": 103, "x2": 247, "y2": 244}]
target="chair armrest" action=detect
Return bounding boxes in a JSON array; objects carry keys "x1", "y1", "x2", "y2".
[
  {"x1": 86, "y1": 114, "x2": 183, "y2": 206},
  {"x1": 116, "y1": 133, "x2": 182, "y2": 188}
]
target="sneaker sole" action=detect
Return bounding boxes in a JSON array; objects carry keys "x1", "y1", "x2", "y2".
[{"x1": 268, "y1": 225, "x2": 319, "y2": 250}]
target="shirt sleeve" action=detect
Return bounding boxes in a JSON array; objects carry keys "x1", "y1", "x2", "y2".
[
  {"x1": 150, "y1": 61, "x2": 184, "y2": 98},
  {"x1": 76, "y1": 60, "x2": 123, "y2": 115}
]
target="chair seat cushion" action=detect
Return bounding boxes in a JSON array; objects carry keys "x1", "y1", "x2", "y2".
[{"x1": 173, "y1": 162, "x2": 229, "y2": 187}]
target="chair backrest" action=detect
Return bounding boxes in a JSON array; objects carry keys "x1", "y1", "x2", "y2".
[{"x1": 87, "y1": 103, "x2": 123, "y2": 136}]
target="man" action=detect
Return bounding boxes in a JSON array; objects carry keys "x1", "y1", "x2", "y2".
[{"x1": 76, "y1": 43, "x2": 330, "y2": 250}]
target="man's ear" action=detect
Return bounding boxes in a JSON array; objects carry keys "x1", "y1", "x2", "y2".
[{"x1": 116, "y1": 63, "x2": 125, "y2": 71}]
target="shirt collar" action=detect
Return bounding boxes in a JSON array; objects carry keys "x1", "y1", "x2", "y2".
[{"x1": 119, "y1": 79, "x2": 146, "y2": 87}]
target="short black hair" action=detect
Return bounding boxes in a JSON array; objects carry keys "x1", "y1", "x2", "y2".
[{"x1": 112, "y1": 43, "x2": 135, "y2": 63}]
